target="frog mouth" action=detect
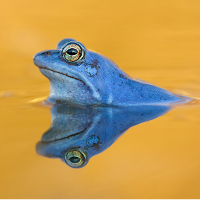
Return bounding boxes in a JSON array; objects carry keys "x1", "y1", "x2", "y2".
[
  {"x1": 41, "y1": 127, "x2": 88, "y2": 143},
  {"x1": 39, "y1": 66, "x2": 86, "y2": 85}
]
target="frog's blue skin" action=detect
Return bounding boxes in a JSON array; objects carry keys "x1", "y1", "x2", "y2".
[
  {"x1": 36, "y1": 104, "x2": 170, "y2": 168},
  {"x1": 33, "y1": 38, "x2": 187, "y2": 106}
]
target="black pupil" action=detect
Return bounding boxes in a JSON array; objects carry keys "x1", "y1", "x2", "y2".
[
  {"x1": 66, "y1": 48, "x2": 78, "y2": 55},
  {"x1": 69, "y1": 156, "x2": 81, "y2": 163}
]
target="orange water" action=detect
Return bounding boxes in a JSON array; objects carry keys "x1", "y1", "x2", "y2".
[{"x1": 1, "y1": 0, "x2": 200, "y2": 198}]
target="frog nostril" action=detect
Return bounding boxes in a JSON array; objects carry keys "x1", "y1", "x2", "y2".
[{"x1": 44, "y1": 51, "x2": 52, "y2": 56}]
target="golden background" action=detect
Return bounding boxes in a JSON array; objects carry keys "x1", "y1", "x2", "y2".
[{"x1": 0, "y1": 0, "x2": 200, "y2": 198}]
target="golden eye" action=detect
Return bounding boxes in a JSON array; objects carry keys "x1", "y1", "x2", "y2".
[
  {"x1": 64, "y1": 149, "x2": 87, "y2": 168},
  {"x1": 61, "y1": 42, "x2": 85, "y2": 62}
]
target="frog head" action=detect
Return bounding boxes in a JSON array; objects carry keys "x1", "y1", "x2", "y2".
[{"x1": 33, "y1": 38, "x2": 127, "y2": 106}]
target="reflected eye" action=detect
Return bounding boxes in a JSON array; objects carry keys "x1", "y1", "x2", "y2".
[
  {"x1": 61, "y1": 42, "x2": 85, "y2": 62},
  {"x1": 64, "y1": 149, "x2": 87, "y2": 168}
]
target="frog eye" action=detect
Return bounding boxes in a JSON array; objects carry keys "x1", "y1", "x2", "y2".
[
  {"x1": 64, "y1": 149, "x2": 87, "y2": 168},
  {"x1": 61, "y1": 42, "x2": 85, "y2": 62}
]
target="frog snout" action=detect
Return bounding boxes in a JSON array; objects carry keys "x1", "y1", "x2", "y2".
[
  {"x1": 33, "y1": 54, "x2": 36, "y2": 64},
  {"x1": 33, "y1": 51, "x2": 51, "y2": 67},
  {"x1": 33, "y1": 52, "x2": 41, "y2": 67}
]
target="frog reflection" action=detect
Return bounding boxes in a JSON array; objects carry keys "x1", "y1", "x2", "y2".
[{"x1": 36, "y1": 104, "x2": 170, "y2": 168}]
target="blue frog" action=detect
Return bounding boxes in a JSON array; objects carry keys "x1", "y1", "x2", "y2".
[
  {"x1": 33, "y1": 38, "x2": 187, "y2": 106},
  {"x1": 36, "y1": 104, "x2": 170, "y2": 168}
]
